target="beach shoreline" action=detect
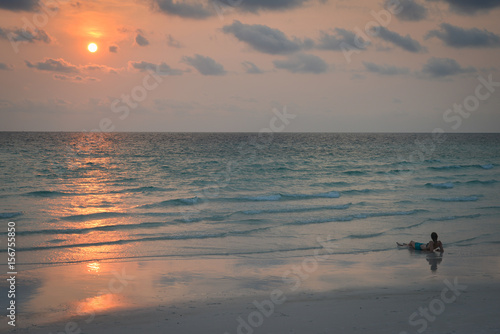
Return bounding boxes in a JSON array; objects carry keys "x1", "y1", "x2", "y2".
[
  {"x1": 4, "y1": 249, "x2": 500, "y2": 333},
  {"x1": 10, "y1": 279, "x2": 500, "y2": 334}
]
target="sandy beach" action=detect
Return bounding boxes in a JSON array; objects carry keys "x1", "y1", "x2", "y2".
[
  {"x1": 5, "y1": 248, "x2": 500, "y2": 334},
  {"x1": 15, "y1": 282, "x2": 500, "y2": 334}
]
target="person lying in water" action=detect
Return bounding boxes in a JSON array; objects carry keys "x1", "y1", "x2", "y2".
[{"x1": 397, "y1": 232, "x2": 444, "y2": 252}]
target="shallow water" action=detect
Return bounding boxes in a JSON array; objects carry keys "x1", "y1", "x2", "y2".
[{"x1": 0, "y1": 132, "x2": 499, "y2": 267}]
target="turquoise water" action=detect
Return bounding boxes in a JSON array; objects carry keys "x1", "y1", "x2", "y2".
[{"x1": 0, "y1": 132, "x2": 499, "y2": 267}]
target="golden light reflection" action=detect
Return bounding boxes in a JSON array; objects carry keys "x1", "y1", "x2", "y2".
[
  {"x1": 76, "y1": 293, "x2": 124, "y2": 315},
  {"x1": 87, "y1": 262, "x2": 101, "y2": 273},
  {"x1": 45, "y1": 133, "x2": 135, "y2": 264}
]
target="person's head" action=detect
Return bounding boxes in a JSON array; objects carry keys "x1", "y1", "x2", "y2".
[{"x1": 431, "y1": 232, "x2": 438, "y2": 242}]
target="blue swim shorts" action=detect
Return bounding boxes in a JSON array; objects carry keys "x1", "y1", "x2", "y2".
[{"x1": 414, "y1": 242, "x2": 424, "y2": 250}]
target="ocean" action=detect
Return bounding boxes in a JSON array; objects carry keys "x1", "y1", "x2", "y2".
[{"x1": 0, "y1": 132, "x2": 499, "y2": 268}]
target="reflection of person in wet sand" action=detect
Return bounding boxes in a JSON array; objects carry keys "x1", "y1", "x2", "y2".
[
  {"x1": 397, "y1": 232, "x2": 444, "y2": 252},
  {"x1": 426, "y1": 253, "x2": 443, "y2": 272}
]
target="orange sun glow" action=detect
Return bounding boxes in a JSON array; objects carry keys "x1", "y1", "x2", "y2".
[{"x1": 87, "y1": 43, "x2": 98, "y2": 53}]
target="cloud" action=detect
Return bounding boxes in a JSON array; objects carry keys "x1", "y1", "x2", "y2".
[
  {"x1": 135, "y1": 32, "x2": 149, "y2": 46},
  {"x1": 437, "y1": 0, "x2": 500, "y2": 15},
  {"x1": 222, "y1": 20, "x2": 305, "y2": 55},
  {"x1": 0, "y1": 62, "x2": 13, "y2": 71},
  {"x1": 426, "y1": 23, "x2": 500, "y2": 48},
  {"x1": 421, "y1": 57, "x2": 476, "y2": 77},
  {"x1": 151, "y1": 0, "x2": 315, "y2": 18},
  {"x1": 316, "y1": 28, "x2": 369, "y2": 50},
  {"x1": 25, "y1": 58, "x2": 120, "y2": 75},
  {"x1": 0, "y1": 27, "x2": 52, "y2": 44},
  {"x1": 82, "y1": 64, "x2": 120, "y2": 74},
  {"x1": 226, "y1": 0, "x2": 311, "y2": 12},
  {"x1": 25, "y1": 58, "x2": 80, "y2": 73},
  {"x1": 152, "y1": 0, "x2": 212, "y2": 19},
  {"x1": 129, "y1": 61, "x2": 184, "y2": 75},
  {"x1": 0, "y1": 0, "x2": 38, "y2": 11},
  {"x1": 52, "y1": 74, "x2": 100, "y2": 83},
  {"x1": 388, "y1": 0, "x2": 428, "y2": 21},
  {"x1": 273, "y1": 53, "x2": 328, "y2": 74},
  {"x1": 241, "y1": 61, "x2": 263, "y2": 74},
  {"x1": 377, "y1": 27, "x2": 426, "y2": 52},
  {"x1": 109, "y1": 45, "x2": 119, "y2": 53},
  {"x1": 181, "y1": 54, "x2": 226, "y2": 75},
  {"x1": 363, "y1": 62, "x2": 410, "y2": 75},
  {"x1": 167, "y1": 34, "x2": 182, "y2": 48}
]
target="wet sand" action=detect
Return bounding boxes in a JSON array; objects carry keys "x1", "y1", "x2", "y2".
[{"x1": 3, "y1": 248, "x2": 500, "y2": 333}]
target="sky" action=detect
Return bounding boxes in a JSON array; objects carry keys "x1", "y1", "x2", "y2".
[{"x1": 0, "y1": 0, "x2": 500, "y2": 132}]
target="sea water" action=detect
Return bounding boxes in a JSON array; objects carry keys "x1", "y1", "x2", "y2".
[{"x1": 0, "y1": 132, "x2": 499, "y2": 268}]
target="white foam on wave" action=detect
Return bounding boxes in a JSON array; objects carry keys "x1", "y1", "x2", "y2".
[
  {"x1": 431, "y1": 196, "x2": 479, "y2": 202},
  {"x1": 286, "y1": 191, "x2": 340, "y2": 199},
  {"x1": 428, "y1": 214, "x2": 480, "y2": 221},
  {"x1": 243, "y1": 194, "x2": 282, "y2": 201},
  {"x1": 241, "y1": 191, "x2": 341, "y2": 202},
  {"x1": 138, "y1": 196, "x2": 202, "y2": 209},
  {"x1": 427, "y1": 182, "x2": 454, "y2": 189},
  {"x1": 241, "y1": 204, "x2": 351, "y2": 215},
  {"x1": 289, "y1": 209, "x2": 425, "y2": 226}
]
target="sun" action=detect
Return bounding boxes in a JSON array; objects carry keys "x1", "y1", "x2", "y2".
[{"x1": 87, "y1": 43, "x2": 98, "y2": 53}]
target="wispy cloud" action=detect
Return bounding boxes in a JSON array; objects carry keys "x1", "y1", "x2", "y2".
[
  {"x1": 437, "y1": 0, "x2": 500, "y2": 15},
  {"x1": 426, "y1": 23, "x2": 500, "y2": 48},
  {"x1": 377, "y1": 27, "x2": 426, "y2": 53},
  {"x1": 82, "y1": 64, "x2": 120, "y2": 74},
  {"x1": 363, "y1": 62, "x2": 410, "y2": 75},
  {"x1": 151, "y1": 0, "x2": 316, "y2": 18},
  {"x1": 0, "y1": 0, "x2": 39, "y2": 12},
  {"x1": 135, "y1": 31, "x2": 150, "y2": 46},
  {"x1": 129, "y1": 61, "x2": 184, "y2": 75},
  {"x1": 167, "y1": 34, "x2": 182, "y2": 48},
  {"x1": 25, "y1": 58, "x2": 121, "y2": 75},
  {"x1": 273, "y1": 53, "x2": 328, "y2": 74},
  {"x1": 241, "y1": 61, "x2": 264, "y2": 74},
  {"x1": 152, "y1": 0, "x2": 212, "y2": 19},
  {"x1": 181, "y1": 54, "x2": 226, "y2": 76},
  {"x1": 421, "y1": 57, "x2": 476, "y2": 77},
  {"x1": 0, "y1": 27, "x2": 52, "y2": 44},
  {"x1": 222, "y1": 20, "x2": 310, "y2": 55},
  {"x1": 53, "y1": 74, "x2": 100, "y2": 83},
  {"x1": 316, "y1": 28, "x2": 369, "y2": 51},
  {"x1": 25, "y1": 58, "x2": 80, "y2": 73},
  {"x1": 231, "y1": 0, "x2": 312, "y2": 12},
  {"x1": 388, "y1": 0, "x2": 428, "y2": 21},
  {"x1": 0, "y1": 62, "x2": 13, "y2": 71}
]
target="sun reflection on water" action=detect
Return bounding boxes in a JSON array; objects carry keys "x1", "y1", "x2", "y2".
[
  {"x1": 87, "y1": 262, "x2": 101, "y2": 273},
  {"x1": 76, "y1": 293, "x2": 124, "y2": 315},
  {"x1": 44, "y1": 133, "x2": 136, "y2": 264}
]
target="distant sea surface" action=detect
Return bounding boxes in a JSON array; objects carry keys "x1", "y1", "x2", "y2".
[{"x1": 1, "y1": 133, "x2": 499, "y2": 267}]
